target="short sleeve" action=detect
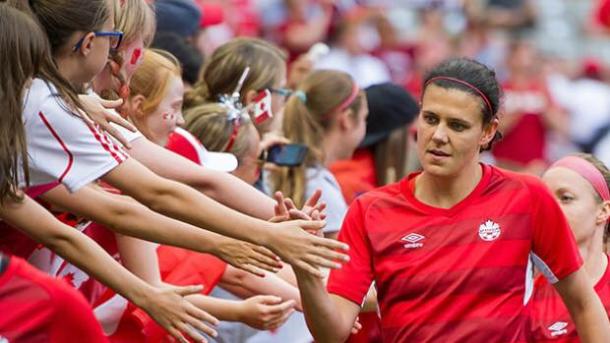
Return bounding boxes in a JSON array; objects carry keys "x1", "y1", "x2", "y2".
[
  {"x1": 87, "y1": 91, "x2": 143, "y2": 145},
  {"x1": 24, "y1": 89, "x2": 127, "y2": 193},
  {"x1": 51, "y1": 280, "x2": 108, "y2": 343},
  {"x1": 110, "y1": 123, "x2": 144, "y2": 144},
  {"x1": 306, "y1": 168, "x2": 348, "y2": 233},
  {"x1": 528, "y1": 178, "x2": 583, "y2": 283},
  {"x1": 327, "y1": 198, "x2": 374, "y2": 305}
]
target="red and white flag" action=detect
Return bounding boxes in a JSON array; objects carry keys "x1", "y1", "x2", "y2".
[{"x1": 251, "y1": 89, "x2": 273, "y2": 124}]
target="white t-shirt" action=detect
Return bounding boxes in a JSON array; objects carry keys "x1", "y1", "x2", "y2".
[
  {"x1": 305, "y1": 166, "x2": 348, "y2": 234},
  {"x1": 22, "y1": 79, "x2": 127, "y2": 193},
  {"x1": 111, "y1": 122, "x2": 144, "y2": 144},
  {"x1": 315, "y1": 48, "x2": 391, "y2": 88}
]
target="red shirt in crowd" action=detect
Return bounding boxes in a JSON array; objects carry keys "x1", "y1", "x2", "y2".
[
  {"x1": 595, "y1": 0, "x2": 610, "y2": 29},
  {"x1": 327, "y1": 164, "x2": 583, "y2": 342},
  {"x1": 529, "y1": 254, "x2": 610, "y2": 342},
  {"x1": 0, "y1": 255, "x2": 107, "y2": 342},
  {"x1": 492, "y1": 80, "x2": 554, "y2": 167},
  {"x1": 329, "y1": 149, "x2": 378, "y2": 205}
]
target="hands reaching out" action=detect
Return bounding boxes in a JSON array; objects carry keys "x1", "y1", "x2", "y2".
[{"x1": 136, "y1": 284, "x2": 218, "y2": 343}]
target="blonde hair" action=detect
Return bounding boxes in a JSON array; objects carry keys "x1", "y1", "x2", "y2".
[
  {"x1": 183, "y1": 104, "x2": 254, "y2": 162},
  {"x1": 184, "y1": 37, "x2": 286, "y2": 109},
  {"x1": 113, "y1": 0, "x2": 156, "y2": 47},
  {"x1": 101, "y1": 0, "x2": 156, "y2": 101},
  {"x1": 128, "y1": 49, "x2": 182, "y2": 127},
  {"x1": 270, "y1": 70, "x2": 364, "y2": 208}
]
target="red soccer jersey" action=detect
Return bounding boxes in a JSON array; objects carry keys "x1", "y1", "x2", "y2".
[
  {"x1": 0, "y1": 255, "x2": 107, "y2": 342},
  {"x1": 327, "y1": 164, "x2": 583, "y2": 342},
  {"x1": 530, "y1": 254, "x2": 610, "y2": 342}
]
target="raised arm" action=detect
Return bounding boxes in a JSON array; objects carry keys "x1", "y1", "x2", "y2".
[
  {"x1": 127, "y1": 136, "x2": 275, "y2": 219},
  {"x1": 0, "y1": 195, "x2": 217, "y2": 342},
  {"x1": 41, "y1": 184, "x2": 281, "y2": 275},
  {"x1": 554, "y1": 267, "x2": 610, "y2": 342},
  {"x1": 102, "y1": 158, "x2": 350, "y2": 277},
  {"x1": 117, "y1": 233, "x2": 295, "y2": 330},
  {"x1": 220, "y1": 266, "x2": 302, "y2": 311}
]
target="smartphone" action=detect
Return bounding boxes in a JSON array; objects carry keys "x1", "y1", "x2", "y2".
[{"x1": 266, "y1": 144, "x2": 308, "y2": 167}]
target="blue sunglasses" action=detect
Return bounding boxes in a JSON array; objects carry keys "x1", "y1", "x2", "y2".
[{"x1": 73, "y1": 31, "x2": 124, "y2": 52}]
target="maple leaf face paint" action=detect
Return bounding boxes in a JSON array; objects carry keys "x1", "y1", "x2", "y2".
[
  {"x1": 121, "y1": 38, "x2": 145, "y2": 81},
  {"x1": 143, "y1": 75, "x2": 185, "y2": 146}
]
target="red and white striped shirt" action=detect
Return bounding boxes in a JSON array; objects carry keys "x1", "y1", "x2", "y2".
[{"x1": 21, "y1": 79, "x2": 127, "y2": 192}]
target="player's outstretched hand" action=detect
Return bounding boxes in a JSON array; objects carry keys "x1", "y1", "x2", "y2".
[{"x1": 268, "y1": 220, "x2": 349, "y2": 277}]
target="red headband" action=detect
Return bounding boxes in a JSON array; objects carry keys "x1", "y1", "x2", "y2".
[
  {"x1": 326, "y1": 83, "x2": 360, "y2": 120},
  {"x1": 425, "y1": 76, "x2": 493, "y2": 115},
  {"x1": 551, "y1": 156, "x2": 610, "y2": 202},
  {"x1": 224, "y1": 119, "x2": 241, "y2": 152}
]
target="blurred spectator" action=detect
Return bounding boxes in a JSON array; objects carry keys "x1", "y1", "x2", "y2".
[
  {"x1": 195, "y1": 0, "x2": 262, "y2": 56},
  {"x1": 370, "y1": 12, "x2": 415, "y2": 85},
  {"x1": 403, "y1": 39, "x2": 453, "y2": 99},
  {"x1": 155, "y1": 0, "x2": 202, "y2": 38},
  {"x1": 456, "y1": 21, "x2": 507, "y2": 75},
  {"x1": 330, "y1": 82, "x2": 419, "y2": 205},
  {"x1": 269, "y1": 0, "x2": 336, "y2": 63},
  {"x1": 464, "y1": 0, "x2": 537, "y2": 31},
  {"x1": 415, "y1": 3, "x2": 452, "y2": 43},
  {"x1": 594, "y1": 129, "x2": 610, "y2": 167},
  {"x1": 316, "y1": 7, "x2": 390, "y2": 87},
  {"x1": 152, "y1": 32, "x2": 204, "y2": 87},
  {"x1": 548, "y1": 57, "x2": 610, "y2": 153},
  {"x1": 492, "y1": 39, "x2": 568, "y2": 174},
  {"x1": 593, "y1": 0, "x2": 610, "y2": 33}
]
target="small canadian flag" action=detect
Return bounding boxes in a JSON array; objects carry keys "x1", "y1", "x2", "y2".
[{"x1": 251, "y1": 89, "x2": 273, "y2": 124}]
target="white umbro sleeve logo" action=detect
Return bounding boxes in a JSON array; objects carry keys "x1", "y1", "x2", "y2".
[{"x1": 548, "y1": 321, "x2": 568, "y2": 336}]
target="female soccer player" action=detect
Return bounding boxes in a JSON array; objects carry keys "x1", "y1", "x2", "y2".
[
  {"x1": 530, "y1": 153, "x2": 610, "y2": 341},
  {"x1": 293, "y1": 58, "x2": 610, "y2": 342}
]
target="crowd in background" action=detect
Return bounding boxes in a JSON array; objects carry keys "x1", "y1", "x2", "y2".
[
  {"x1": 152, "y1": 0, "x2": 610, "y2": 176},
  {"x1": 2, "y1": 0, "x2": 610, "y2": 342}
]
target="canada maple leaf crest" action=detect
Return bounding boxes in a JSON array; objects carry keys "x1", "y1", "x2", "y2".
[{"x1": 478, "y1": 220, "x2": 501, "y2": 241}]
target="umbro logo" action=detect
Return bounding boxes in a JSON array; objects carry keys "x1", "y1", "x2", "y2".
[
  {"x1": 548, "y1": 321, "x2": 568, "y2": 336},
  {"x1": 402, "y1": 233, "x2": 425, "y2": 249}
]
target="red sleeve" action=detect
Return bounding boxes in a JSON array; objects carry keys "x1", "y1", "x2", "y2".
[
  {"x1": 528, "y1": 177, "x2": 583, "y2": 283},
  {"x1": 595, "y1": 0, "x2": 610, "y2": 27},
  {"x1": 51, "y1": 280, "x2": 108, "y2": 343},
  {"x1": 165, "y1": 131, "x2": 200, "y2": 164},
  {"x1": 327, "y1": 198, "x2": 374, "y2": 305}
]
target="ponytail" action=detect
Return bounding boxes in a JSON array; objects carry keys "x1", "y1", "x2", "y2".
[{"x1": 269, "y1": 69, "x2": 363, "y2": 208}]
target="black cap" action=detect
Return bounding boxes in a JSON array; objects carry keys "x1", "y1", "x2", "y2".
[
  {"x1": 360, "y1": 82, "x2": 419, "y2": 148},
  {"x1": 155, "y1": 0, "x2": 201, "y2": 38}
]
